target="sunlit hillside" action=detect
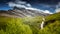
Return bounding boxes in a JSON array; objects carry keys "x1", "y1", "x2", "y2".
[
  {"x1": 0, "y1": 10, "x2": 60, "y2": 34},
  {"x1": 0, "y1": 14, "x2": 43, "y2": 34},
  {"x1": 38, "y1": 12, "x2": 60, "y2": 34}
]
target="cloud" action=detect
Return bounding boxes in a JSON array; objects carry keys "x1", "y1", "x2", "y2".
[
  {"x1": 8, "y1": 0, "x2": 32, "y2": 8},
  {"x1": 55, "y1": 2, "x2": 60, "y2": 13},
  {"x1": 8, "y1": 0, "x2": 53, "y2": 14},
  {"x1": 15, "y1": 0, "x2": 26, "y2": 4},
  {"x1": 26, "y1": 4, "x2": 31, "y2": 7},
  {"x1": 55, "y1": 8, "x2": 60, "y2": 13},
  {"x1": 43, "y1": 10, "x2": 53, "y2": 14}
]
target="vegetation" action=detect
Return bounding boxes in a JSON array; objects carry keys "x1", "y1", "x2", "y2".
[
  {"x1": 45, "y1": 12, "x2": 60, "y2": 23},
  {"x1": 38, "y1": 20, "x2": 60, "y2": 34},
  {"x1": 23, "y1": 16, "x2": 43, "y2": 34},
  {"x1": 38, "y1": 12, "x2": 60, "y2": 34},
  {"x1": 0, "y1": 12, "x2": 60, "y2": 34},
  {"x1": 0, "y1": 16, "x2": 32, "y2": 34}
]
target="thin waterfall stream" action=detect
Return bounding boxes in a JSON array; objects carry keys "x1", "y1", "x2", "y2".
[{"x1": 41, "y1": 17, "x2": 45, "y2": 29}]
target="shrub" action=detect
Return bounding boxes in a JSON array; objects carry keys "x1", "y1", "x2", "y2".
[
  {"x1": 23, "y1": 16, "x2": 43, "y2": 34},
  {"x1": 38, "y1": 20, "x2": 60, "y2": 34},
  {"x1": 38, "y1": 13, "x2": 60, "y2": 34},
  {"x1": 45, "y1": 12, "x2": 60, "y2": 23},
  {"x1": 0, "y1": 16, "x2": 32, "y2": 34}
]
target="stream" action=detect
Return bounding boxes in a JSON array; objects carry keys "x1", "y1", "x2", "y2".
[{"x1": 41, "y1": 17, "x2": 45, "y2": 29}]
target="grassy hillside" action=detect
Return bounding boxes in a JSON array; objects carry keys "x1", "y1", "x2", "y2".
[
  {"x1": 0, "y1": 16, "x2": 43, "y2": 34},
  {"x1": 0, "y1": 16, "x2": 32, "y2": 34},
  {"x1": 0, "y1": 12, "x2": 60, "y2": 34},
  {"x1": 23, "y1": 16, "x2": 43, "y2": 34},
  {"x1": 38, "y1": 12, "x2": 60, "y2": 34}
]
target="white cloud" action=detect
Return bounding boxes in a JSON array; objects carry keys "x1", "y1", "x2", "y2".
[
  {"x1": 26, "y1": 4, "x2": 31, "y2": 7},
  {"x1": 16, "y1": 1, "x2": 26, "y2": 4},
  {"x1": 43, "y1": 10, "x2": 53, "y2": 14},
  {"x1": 8, "y1": 2, "x2": 26, "y2": 8},
  {"x1": 8, "y1": 1, "x2": 40, "y2": 11},
  {"x1": 8, "y1": 2, "x2": 15, "y2": 7},
  {"x1": 55, "y1": 8, "x2": 60, "y2": 13},
  {"x1": 15, "y1": 0, "x2": 26, "y2": 4},
  {"x1": 8, "y1": 0, "x2": 53, "y2": 14},
  {"x1": 55, "y1": 2, "x2": 60, "y2": 13},
  {"x1": 8, "y1": 1, "x2": 31, "y2": 8}
]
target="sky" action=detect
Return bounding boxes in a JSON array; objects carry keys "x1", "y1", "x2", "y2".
[{"x1": 0, "y1": 0, "x2": 60, "y2": 13}]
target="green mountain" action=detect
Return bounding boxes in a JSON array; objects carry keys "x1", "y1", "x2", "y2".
[
  {"x1": 38, "y1": 12, "x2": 60, "y2": 34},
  {"x1": 0, "y1": 10, "x2": 60, "y2": 34}
]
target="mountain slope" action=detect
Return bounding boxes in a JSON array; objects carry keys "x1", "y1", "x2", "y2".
[
  {"x1": 13, "y1": 7, "x2": 50, "y2": 17},
  {"x1": 38, "y1": 12, "x2": 60, "y2": 34},
  {"x1": 45, "y1": 12, "x2": 60, "y2": 25},
  {"x1": 0, "y1": 7, "x2": 50, "y2": 18}
]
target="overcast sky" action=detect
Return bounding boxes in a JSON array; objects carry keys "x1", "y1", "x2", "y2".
[{"x1": 0, "y1": 0, "x2": 60, "y2": 13}]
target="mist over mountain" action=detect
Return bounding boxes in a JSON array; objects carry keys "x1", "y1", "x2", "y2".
[{"x1": 0, "y1": 6, "x2": 51, "y2": 18}]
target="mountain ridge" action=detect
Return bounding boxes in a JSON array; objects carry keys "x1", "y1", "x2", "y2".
[{"x1": 0, "y1": 7, "x2": 50, "y2": 18}]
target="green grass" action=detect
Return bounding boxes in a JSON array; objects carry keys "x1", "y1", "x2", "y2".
[
  {"x1": 23, "y1": 16, "x2": 43, "y2": 34},
  {"x1": 0, "y1": 16, "x2": 32, "y2": 34},
  {"x1": 38, "y1": 12, "x2": 60, "y2": 34},
  {"x1": 0, "y1": 12, "x2": 60, "y2": 34}
]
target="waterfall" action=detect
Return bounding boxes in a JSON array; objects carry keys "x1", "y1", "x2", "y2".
[{"x1": 41, "y1": 17, "x2": 45, "y2": 29}]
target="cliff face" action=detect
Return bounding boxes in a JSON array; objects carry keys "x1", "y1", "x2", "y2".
[{"x1": 0, "y1": 7, "x2": 50, "y2": 18}]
